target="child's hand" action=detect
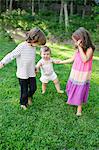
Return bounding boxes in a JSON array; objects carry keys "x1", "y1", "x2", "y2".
[
  {"x1": 57, "y1": 61, "x2": 63, "y2": 64},
  {"x1": 0, "y1": 62, "x2": 4, "y2": 69},
  {"x1": 35, "y1": 67, "x2": 39, "y2": 74},
  {"x1": 76, "y1": 40, "x2": 82, "y2": 47},
  {"x1": 54, "y1": 60, "x2": 61, "y2": 64}
]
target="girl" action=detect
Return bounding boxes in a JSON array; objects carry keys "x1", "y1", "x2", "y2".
[
  {"x1": 0, "y1": 27, "x2": 46, "y2": 110},
  {"x1": 36, "y1": 46, "x2": 64, "y2": 94},
  {"x1": 59, "y1": 27, "x2": 95, "y2": 116}
]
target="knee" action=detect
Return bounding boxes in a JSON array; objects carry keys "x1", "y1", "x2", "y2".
[{"x1": 53, "y1": 78, "x2": 59, "y2": 84}]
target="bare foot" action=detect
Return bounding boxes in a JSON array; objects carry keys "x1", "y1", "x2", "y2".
[
  {"x1": 57, "y1": 90, "x2": 64, "y2": 94},
  {"x1": 76, "y1": 112, "x2": 82, "y2": 116},
  {"x1": 42, "y1": 91, "x2": 45, "y2": 94},
  {"x1": 20, "y1": 105, "x2": 27, "y2": 110},
  {"x1": 28, "y1": 98, "x2": 32, "y2": 106}
]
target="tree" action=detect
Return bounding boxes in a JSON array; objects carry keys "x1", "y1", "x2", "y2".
[
  {"x1": 64, "y1": 1, "x2": 69, "y2": 31},
  {"x1": 9, "y1": 0, "x2": 13, "y2": 12},
  {"x1": 82, "y1": 0, "x2": 87, "y2": 18},
  {"x1": 70, "y1": 0, "x2": 73, "y2": 16},
  {"x1": 6, "y1": 0, "x2": 9, "y2": 11},
  {"x1": 32, "y1": 0, "x2": 35, "y2": 16},
  {"x1": 0, "y1": 0, "x2": 1, "y2": 13},
  {"x1": 38, "y1": 0, "x2": 40, "y2": 12},
  {"x1": 59, "y1": 0, "x2": 64, "y2": 24},
  {"x1": 59, "y1": 0, "x2": 69, "y2": 31}
]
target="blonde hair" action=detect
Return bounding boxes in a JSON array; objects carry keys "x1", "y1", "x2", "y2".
[{"x1": 26, "y1": 27, "x2": 46, "y2": 45}]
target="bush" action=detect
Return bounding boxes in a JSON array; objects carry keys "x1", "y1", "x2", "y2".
[{"x1": 0, "y1": 8, "x2": 99, "y2": 43}]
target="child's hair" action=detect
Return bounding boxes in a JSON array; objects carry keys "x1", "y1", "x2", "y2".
[
  {"x1": 72, "y1": 27, "x2": 95, "y2": 51},
  {"x1": 26, "y1": 27, "x2": 46, "y2": 45},
  {"x1": 40, "y1": 46, "x2": 51, "y2": 54}
]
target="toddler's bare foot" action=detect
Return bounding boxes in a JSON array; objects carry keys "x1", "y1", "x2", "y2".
[
  {"x1": 20, "y1": 105, "x2": 27, "y2": 110},
  {"x1": 57, "y1": 90, "x2": 64, "y2": 94},
  {"x1": 76, "y1": 112, "x2": 82, "y2": 116},
  {"x1": 28, "y1": 98, "x2": 32, "y2": 106},
  {"x1": 42, "y1": 91, "x2": 45, "y2": 94}
]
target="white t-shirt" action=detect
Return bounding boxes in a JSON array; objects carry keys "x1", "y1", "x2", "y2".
[{"x1": 1, "y1": 41, "x2": 36, "y2": 79}]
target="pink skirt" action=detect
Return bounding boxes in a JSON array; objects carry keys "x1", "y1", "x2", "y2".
[{"x1": 66, "y1": 79, "x2": 90, "y2": 106}]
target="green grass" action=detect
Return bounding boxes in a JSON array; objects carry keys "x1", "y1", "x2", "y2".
[{"x1": 0, "y1": 36, "x2": 99, "y2": 150}]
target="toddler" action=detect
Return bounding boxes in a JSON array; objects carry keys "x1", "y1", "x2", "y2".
[{"x1": 36, "y1": 46, "x2": 64, "y2": 94}]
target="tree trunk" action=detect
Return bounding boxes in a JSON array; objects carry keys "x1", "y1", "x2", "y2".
[
  {"x1": 9, "y1": 0, "x2": 13, "y2": 12},
  {"x1": 82, "y1": 0, "x2": 87, "y2": 18},
  {"x1": 42, "y1": 0, "x2": 45, "y2": 10},
  {"x1": 38, "y1": 0, "x2": 40, "y2": 12},
  {"x1": 0, "y1": 0, "x2": 1, "y2": 13},
  {"x1": 32, "y1": 0, "x2": 35, "y2": 16},
  {"x1": 64, "y1": 2, "x2": 69, "y2": 31},
  {"x1": 6, "y1": 0, "x2": 9, "y2": 11},
  {"x1": 59, "y1": 0, "x2": 64, "y2": 24},
  {"x1": 70, "y1": 0, "x2": 73, "y2": 16}
]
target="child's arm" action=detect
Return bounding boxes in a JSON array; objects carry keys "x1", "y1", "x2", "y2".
[
  {"x1": 0, "y1": 62, "x2": 4, "y2": 69},
  {"x1": 58, "y1": 52, "x2": 76, "y2": 64},
  {"x1": 52, "y1": 59, "x2": 61, "y2": 64},
  {"x1": 0, "y1": 45, "x2": 21, "y2": 67}
]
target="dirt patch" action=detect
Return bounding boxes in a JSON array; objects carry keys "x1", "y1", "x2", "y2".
[{"x1": 4, "y1": 27, "x2": 99, "y2": 50}]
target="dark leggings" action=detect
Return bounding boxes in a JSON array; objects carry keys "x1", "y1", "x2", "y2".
[{"x1": 19, "y1": 77, "x2": 37, "y2": 106}]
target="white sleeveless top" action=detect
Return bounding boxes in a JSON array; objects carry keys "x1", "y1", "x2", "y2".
[{"x1": 38, "y1": 58, "x2": 55, "y2": 76}]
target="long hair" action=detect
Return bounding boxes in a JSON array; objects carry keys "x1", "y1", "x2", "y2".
[{"x1": 72, "y1": 27, "x2": 95, "y2": 51}]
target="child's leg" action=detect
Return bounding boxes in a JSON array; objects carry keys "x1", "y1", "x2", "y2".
[
  {"x1": 53, "y1": 78, "x2": 64, "y2": 93},
  {"x1": 19, "y1": 78, "x2": 28, "y2": 109},
  {"x1": 76, "y1": 105, "x2": 82, "y2": 116},
  {"x1": 28, "y1": 77, "x2": 37, "y2": 105},
  {"x1": 42, "y1": 83, "x2": 47, "y2": 94}
]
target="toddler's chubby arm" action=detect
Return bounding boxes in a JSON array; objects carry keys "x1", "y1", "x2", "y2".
[{"x1": 35, "y1": 61, "x2": 42, "y2": 73}]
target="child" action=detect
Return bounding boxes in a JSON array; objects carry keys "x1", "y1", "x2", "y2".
[
  {"x1": 59, "y1": 27, "x2": 95, "y2": 116},
  {"x1": 36, "y1": 46, "x2": 64, "y2": 94},
  {"x1": 0, "y1": 27, "x2": 46, "y2": 110}
]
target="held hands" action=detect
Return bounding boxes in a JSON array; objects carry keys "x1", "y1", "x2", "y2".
[
  {"x1": 55, "y1": 60, "x2": 65, "y2": 64},
  {"x1": 0, "y1": 62, "x2": 4, "y2": 69},
  {"x1": 57, "y1": 60, "x2": 63, "y2": 64},
  {"x1": 54, "y1": 59, "x2": 68, "y2": 64},
  {"x1": 54, "y1": 60, "x2": 61, "y2": 64}
]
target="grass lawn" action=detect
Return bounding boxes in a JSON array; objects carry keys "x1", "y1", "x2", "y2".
[{"x1": 0, "y1": 36, "x2": 99, "y2": 150}]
